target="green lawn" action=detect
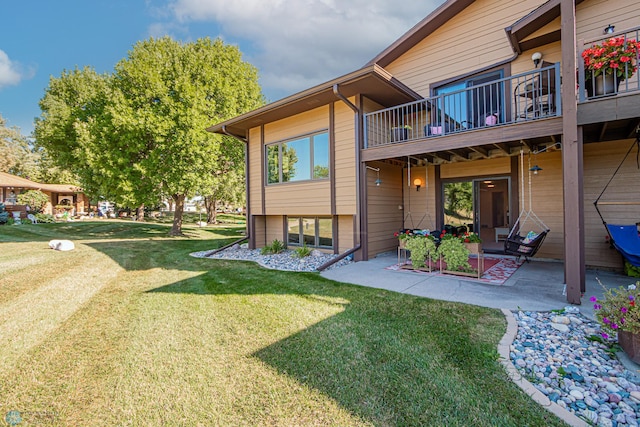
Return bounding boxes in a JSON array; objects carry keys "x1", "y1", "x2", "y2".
[{"x1": 0, "y1": 221, "x2": 566, "y2": 426}]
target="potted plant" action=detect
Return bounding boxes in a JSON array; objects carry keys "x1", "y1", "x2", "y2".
[
  {"x1": 394, "y1": 229, "x2": 413, "y2": 249},
  {"x1": 404, "y1": 233, "x2": 437, "y2": 270},
  {"x1": 590, "y1": 281, "x2": 640, "y2": 363},
  {"x1": 582, "y1": 37, "x2": 639, "y2": 96},
  {"x1": 437, "y1": 233, "x2": 473, "y2": 274},
  {"x1": 460, "y1": 231, "x2": 482, "y2": 254},
  {"x1": 391, "y1": 125, "x2": 411, "y2": 142}
]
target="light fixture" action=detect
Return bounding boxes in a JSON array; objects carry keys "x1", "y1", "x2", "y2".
[
  {"x1": 487, "y1": 184, "x2": 495, "y2": 188},
  {"x1": 529, "y1": 165, "x2": 543, "y2": 175},
  {"x1": 604, "y1": 24, "x2": 615, "y2": 34},
  {"x1": 366, "y1": 165, "x2": 381, "y2": 186},
  {"x1": 531, "y1": 52, "x2": 542, "y2": 68},
  {"x1": 413, "y1": 177, "x2": 422, "y2": 191}
]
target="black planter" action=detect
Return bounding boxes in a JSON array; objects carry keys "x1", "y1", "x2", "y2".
[{"x1": 391, "y1": 127, "x2": 409, "y2": 142}]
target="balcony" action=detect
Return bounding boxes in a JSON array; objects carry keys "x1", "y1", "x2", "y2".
[
  {"x1": 578, "y1": 26, "x2": 640, "y2": 102},
  {"x1": 364, "y1": 63, "x2": 561, "y2": 149}
]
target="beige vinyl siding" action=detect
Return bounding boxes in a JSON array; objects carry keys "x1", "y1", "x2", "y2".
[
  {"x1": 577, "y1": 0, "x2": 640, "y2": 42},
  {"x1": 334, "y1": 100, "x2": 357, "y2": 215},
  {"x1": 584, "y1": 140, "x2": 640, "y2": 269},
  {"x1": 367, "y1": 162, "x2": 405, "y2": 257},
  {"x1": 264, "y1": 182, "x2": 331, "y2": 215},
  {"x1": 511, "y1": 42, "x2": 561, "y2": 76},
  {"x1": 248, "y1": 127, "x2": 263, "y2": 215},
  {"x1": 253, "y1": 215, "x2": 266, "y2": 248},
  {"x1": 264, "y1": 106, "x2": 329, "y2": 143},
  {"x1": 262, "y1": 106, "x2": 331, "y2": 215},
  {"x1": 265, "y1": 215, "x2": 284, "y2": 245},
  {"x1": 440, "y1": 157, "x2": 510, "y2": 179},
  {"x1": 385, "y1": 0, "x2": 547, "y2": 96},
  {"x1": 518, "y1": 151, "x2": 564, "y2": 260},
  {"x1": 338, "y1": 215, "x2": 356, "y2": 253},
  {"x1": 402, "y1": 165, "x2": 437, "y2": 231}
]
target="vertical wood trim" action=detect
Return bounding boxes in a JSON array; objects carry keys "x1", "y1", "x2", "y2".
[
  {"x1": 330, "y1": 102, "x2": 336, "y2": 216},
  {"x1": 434, "y1": 165, "x2": 442, "y2": 229},
  {"x1": 356, "y1": 95, "x2": 368, "y2": 261},
  {"x1": 561, "y1": 0, "x2": 584, "y2": 304},
  {"x1": 249, "y1": 215, "x2": 256, "y2": 249},
  {"x1": 333, "y1": 214, "x2": 339, "y2": 254},
  {"x1": 510, "y1": 155, "x2": 520, "y2": 229},
  {"x1": 260, "y1": 125, "x2": 266, "y2": 215},
  {"x1": 245, "y1": 139, "x2": 252, "y2": 246}
]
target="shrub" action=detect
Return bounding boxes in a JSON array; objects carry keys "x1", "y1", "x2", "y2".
[
  {"x1": 17, "y1": 190, "x2": 49, "y2": 213},
  {"x1": 405, "y1": 234, "x2": 437, "y2": 268},
  {"x1": 261, "y1": 239, "x2": 285, "y2": 255},
  {"x1": 35, "y1": 213, "x2": 56, "y2": 223},
  {"x1": 437, "y1": 237, "x2": 472, "y2": 272},
  {"x1": 293, "y1": 245, "x2": 312, "y2": 258}
]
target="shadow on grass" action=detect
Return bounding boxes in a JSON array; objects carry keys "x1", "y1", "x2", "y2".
[
  {"x1": 0, "y1": 220, "x2": 244, "y2": 243},
  {"x1": 146, "y1": 272, "x2": 562, "y2": 426}
]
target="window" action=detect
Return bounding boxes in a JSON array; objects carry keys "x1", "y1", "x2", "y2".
[
  {"x1": 287, "y1": 217, "x2": 333, "y2": 248},
  {"x1": 433, "y1": 70, "x2": 504, "y2": 130},
  {"x1": 266, "y1": 131, "x2": 329, "y2": 184}
]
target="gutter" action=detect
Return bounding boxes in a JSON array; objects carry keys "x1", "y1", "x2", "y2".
[
  {"x1": 316, "y1": 244, "x2": 361, "y2": 272},
  {"x1": 203, "y1": 236, "x2": 249, "y2": 257},
  {"x1": 332, "y1": 84, "x2": 365, "y2": 261}
]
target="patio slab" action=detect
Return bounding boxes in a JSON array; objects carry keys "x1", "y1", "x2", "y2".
[{"x1": 321, "y1": 252, "x2": 635, "y2": 321}]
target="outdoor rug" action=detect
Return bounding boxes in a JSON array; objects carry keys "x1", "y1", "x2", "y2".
[{"x1": 385, "y1": 256, "x2": 522, "y2": 285}]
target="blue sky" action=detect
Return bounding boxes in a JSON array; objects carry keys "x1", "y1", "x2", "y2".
[{"x1": 0, "y1": 0, "x2": 440, "y2": 136}]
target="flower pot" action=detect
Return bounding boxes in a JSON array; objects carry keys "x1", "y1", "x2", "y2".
[
  {"x1": 391, "y1": 127, "x2": 408, "y2": 142},
  {"x1": 617, "y1": 331, "x2": 640, "y2": 364},
  {"x1": 594, "y1": 74, "x2": 621, "y2": 96},
  {"x1": 463, "y1": 242, "x2": 482, "y2": 254},
  {"x1": 398, "y1": 239, "x2": 407, "y2": 249}
]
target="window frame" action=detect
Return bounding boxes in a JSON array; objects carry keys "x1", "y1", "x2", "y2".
[
  {"x1": 265, "y1": 130, "x2": 329, "y2": 185},
  {"x1": 286, "y1": 216, "x2": 333, "y2": 249}
]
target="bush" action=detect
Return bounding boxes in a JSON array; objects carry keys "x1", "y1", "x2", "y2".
[
  {"x1": 261, "y1": 239, "x2": 285, "y2": 255},
  {"x1": 35, "y1": 213, "x2": 56, "y2": 223},
  {"x1": 293, "y1": 245, "x2": 312, "y2": 258},
  {"x1": 17, "y1": 190, "x2": 49, "y2": 213}
]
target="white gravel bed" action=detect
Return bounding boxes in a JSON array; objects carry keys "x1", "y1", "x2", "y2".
[{"x1": 190, "y1": 244, "x2": 353, "y2": 272}]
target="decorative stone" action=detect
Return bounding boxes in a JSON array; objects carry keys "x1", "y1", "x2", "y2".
[
  {"x1": 551, "y1": 316, "x2": 570, "y2": 325},
  {"x1": 48, "y1": 239, "x2": 75, "y2": 251},
  {"x1": 570, "y1": 389, "x2": 585, "y2": 400},
  {"x1": 550, "y1": 323, "x2": 569, "y2": 333}
]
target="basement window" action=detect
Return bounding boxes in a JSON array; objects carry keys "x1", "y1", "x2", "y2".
[{"x1": 287, "y1": 217, "x2": 332, "y2": 248}]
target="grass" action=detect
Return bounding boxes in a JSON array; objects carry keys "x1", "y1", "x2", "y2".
[{"x1": 0, "y1": 221, "x2": 567, "y2": 426}]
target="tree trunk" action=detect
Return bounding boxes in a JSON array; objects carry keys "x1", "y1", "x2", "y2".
[
  {"x1": 136, "y1": 204, "x2": 145, "y2": 222},
  {"x1": 170, "y1": 194, "x2": 185, "y2": 236},
  {"x1": 205, "y1": 196, "x2": 217, "y2": 224}
]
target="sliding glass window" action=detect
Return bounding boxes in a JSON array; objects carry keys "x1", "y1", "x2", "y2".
[{"x1": 287, "y1": 217, "x2": 333, "y2": 249}]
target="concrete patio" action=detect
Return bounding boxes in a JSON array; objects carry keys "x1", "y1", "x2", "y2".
[{"x1": 321, "y1": 252, "x2": 636, "y2": 321}]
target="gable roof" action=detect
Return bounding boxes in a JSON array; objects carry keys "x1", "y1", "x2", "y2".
[
  {"x1": 368, "y1": 0, "x2": 584, "y2": 66},
  {"x1": 208, "y1": 64, "x2": 421, "y2": 137},
  {"x1": 0, "y1": 172, "x2": 81, "y2": 193}
]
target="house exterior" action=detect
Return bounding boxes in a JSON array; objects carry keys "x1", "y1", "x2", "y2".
[
  {"x1": 0, "y1": 172, "x2": 88, "y2": 218},
  {"x1": 208, "y1": 0, "x2": 640, "y2": 304}
]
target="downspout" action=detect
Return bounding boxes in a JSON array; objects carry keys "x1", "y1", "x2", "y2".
[
  {"x1": 221, "y1": 125, "x2": 251, "y2": 247},
  {"x1": 332, "y1": 84, "x2": 366, "y2": 261}
]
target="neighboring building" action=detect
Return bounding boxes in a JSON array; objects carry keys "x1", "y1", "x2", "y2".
[
  {"x1": 0, "y1": 172, "x2": 88, "y2": 218},
  {"x1": 208, "y1": 0, "x2": 640, "y2": 304}
]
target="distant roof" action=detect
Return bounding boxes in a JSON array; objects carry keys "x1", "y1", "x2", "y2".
[{"x1": 0, "y1": 172, "x2": 82, "y2": 193}]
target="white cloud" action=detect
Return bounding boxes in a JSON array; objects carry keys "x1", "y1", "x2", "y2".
[
  {"x1": 163, "y1": 0, "x2": 441, "y2": 101},
  {"x1": 0, "y1": 50, "x2": 23, "y2": 89}
]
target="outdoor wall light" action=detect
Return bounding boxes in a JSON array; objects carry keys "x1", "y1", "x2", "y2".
[
  {"x1": 366, "y1": 165, "x2": 382, "y2": 186},
  {"x1": 529, "y1": 165, "x2": 543, "y2": 175},
  {"x1": 531, "y1": 52, "x2": 543, "y2": 68},
  {"x1": 604, "y1": 24, "x2": 615, "y2": 34},
  {"x1": 413, "y1": 177, "x2": 422, "y2": 191}
]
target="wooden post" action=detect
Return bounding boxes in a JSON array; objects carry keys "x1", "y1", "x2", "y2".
[{"x1": 561, "y1": 0, "x2": 585, "y2": 304}]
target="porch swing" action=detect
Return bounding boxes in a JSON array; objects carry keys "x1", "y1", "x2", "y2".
[
  {"x1": 593, "y1": 135, "x2": 640, "y2": 267},
  {"x1": 504, "y1": 149, "x2": 550, "y2": 261}
]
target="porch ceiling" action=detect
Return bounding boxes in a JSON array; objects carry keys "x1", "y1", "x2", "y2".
[{"x1": 361, "y1": 117, "x2": 562, "y2": 165}]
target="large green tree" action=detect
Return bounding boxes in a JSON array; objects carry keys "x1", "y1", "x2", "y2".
[
  {"x1": 0, "y1": 114, "x2": 38, "y2": 177},
  {"x1": 36, "y1": 37, "x2": 264, "y2": 234}
]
